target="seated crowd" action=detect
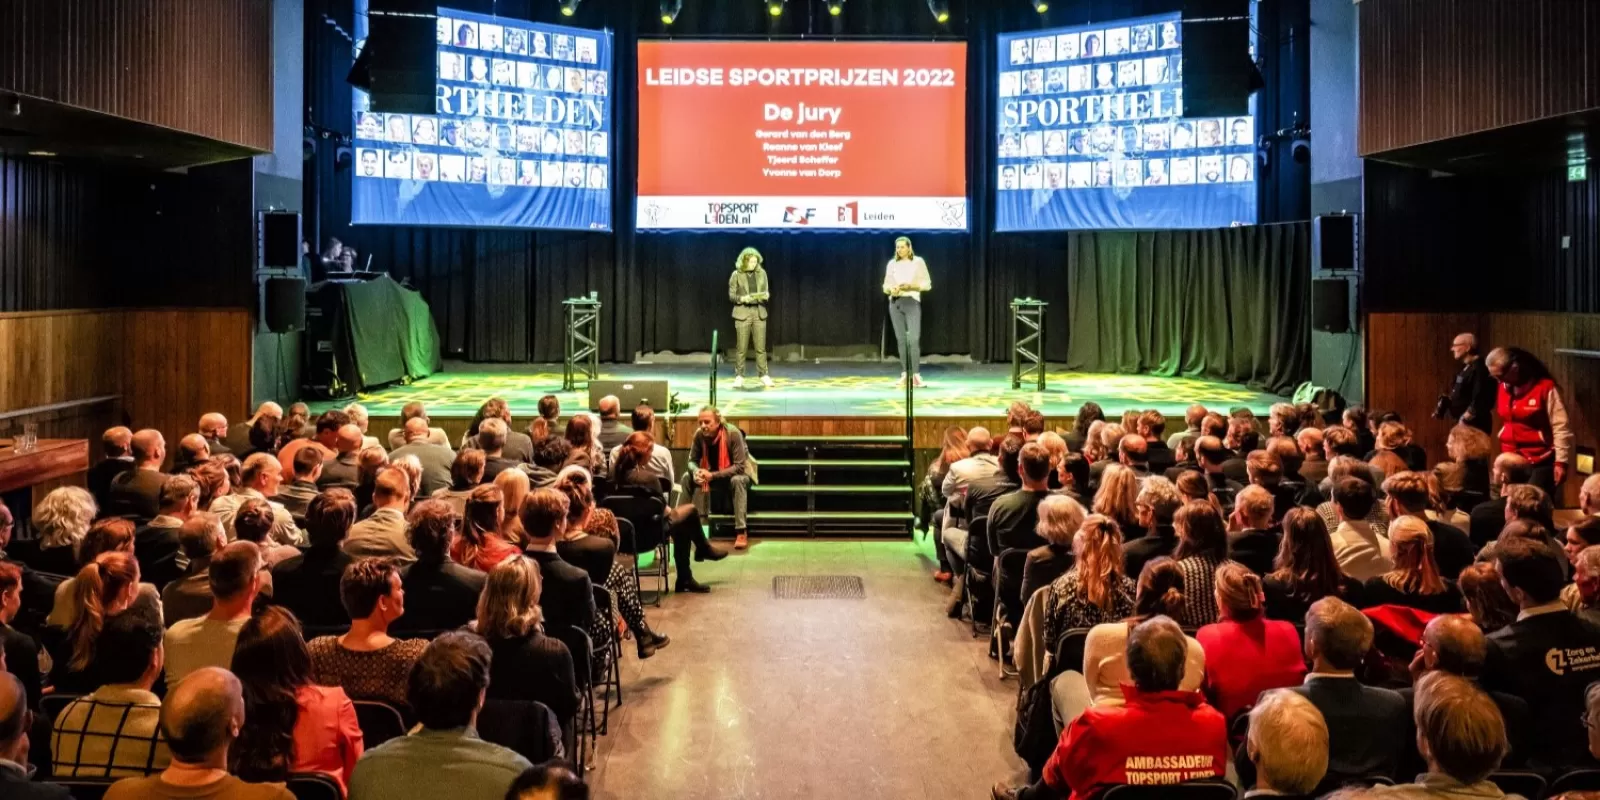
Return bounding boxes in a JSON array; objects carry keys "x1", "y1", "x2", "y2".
[
  {"x1": 0, "y1": 394, "x2": 704, "y2": 798},
  {"x1": 924, "y1": 396, "x2": 1600, "y2": 800}
]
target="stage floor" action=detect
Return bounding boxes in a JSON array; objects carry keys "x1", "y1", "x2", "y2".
[{"x1": 310, "y1": 361, "x2": 1282, "y2": 419}]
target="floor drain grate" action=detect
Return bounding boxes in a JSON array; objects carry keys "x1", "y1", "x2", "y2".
[{"x1": 773, "y1": 575, "x2": 866, "y2": 600}]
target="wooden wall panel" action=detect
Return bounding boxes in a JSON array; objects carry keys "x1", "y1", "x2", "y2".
[
  {"x1": 1367, "y1": 312, "x2": 1600, "y2": 505},
  {"x1": 0, "y1": 0, "x2": 273, "y2": 151}
]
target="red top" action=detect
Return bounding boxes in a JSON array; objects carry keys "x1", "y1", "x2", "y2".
[
  {"x1": 450, "y1": 533, "x2": 522, "y2": 573},
  {"x1": 1497, "y1": 377, "x2": 1557, "y2": 463},
  {"x1": 292, "y1": 684, "x2": 364, "y2": 794},
  {"x1": 1196, "y1": 617, "x2": 1307, "y2": 719},
  {"x1": 1043, "y1": 685, "x2": 1228, "y2": 800}
]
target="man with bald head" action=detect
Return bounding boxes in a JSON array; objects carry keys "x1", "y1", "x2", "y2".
[
  {"x1": 198, "y1": 413, "x2": 232, "y2": 457},
  {"x1": 0, "y1": 671, "x2": 68, "y2": 798},
  {"x1": 1439, "y1": 333, "x2": 1496, "y2": 434},
  {"x1": 343, "y1": 468, "x2": 415, "y2": 561},
  {"x1": 1401, "y1": 615, "x2": 1530, "y2": 769},
  {"x1": 164, "y1": 543, "x2": 263, "y2": 691},
  {"x1": 172, "y1": 433, "x2": 212, "y2": 473},
  {"x1": 389, "y1": 417, "x2": 456, "y2": 496},
  {"x1": 222, "y1": 402, "x2": 281, "y2": 456},
  {"x1": 1469, "y1": 452, "x2": 1536, "y2": 549},
  {"x1": 1117, "y1": 433, "x2": 1151, "y2": 478},
  {"x1": 107, "y1": 429, "x2": 171, "y2": 519},
  {"x1": 386, "y1": 400, "x2": 450, "y2": 450},
  {"x1": 596, "y1": 394, "x2": 630, "y2": 451},
  {"x1": 316, "y1": 423, "x2": 365, "y2": 489},
  {"x1": 106, "y1": 666, "x2": 292, "y2": 800},
  {"x1": 88, "y1": 426, "x2": 137, "y2": 508},
  {"x1": 1581, "y1": 473, "x2": 1600, "y2": 517},
  {"x1": 211, "y1": 453, "x2": 301, "y2": 546}
]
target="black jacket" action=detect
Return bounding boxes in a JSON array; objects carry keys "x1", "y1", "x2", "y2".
[
  {"x1": 484, "y1": 633, "x2": 580, "y2": 728},
  {"x1": 556, "y1": 535, "x2": 617, "y2": 588},
  {"x1": 1020, "y1": 544, "x2": 1073, "y2": 610},
  {"x1": 1123, "y1": 524, "x2": 1179, "y2": 581},
  {"x1": 1481, "y1": 608, "x2": 1600, "y2": 771},
  {"x1": 133, "y1": 519, "x2": 185, "y2": 589},
  {"x1": 1448, "y1": 357, "x2": 1498, "y2": 433},
  {"x1": 393, "y1": 559, "x2": 487, "y2": 635},
  {"x1": 1227, "y1": 528, "x2": 1280, "y2": 576},
  {"x1": 104, "y1": 467, "x2": 168, "y2": 520},
  {"x1": 987, "y1": 489, "x2": 1052, "y2": 553},
  {"x1": 1290, "y1": 676, "x2": 1409, "y2": 784},
  {"x1": 524, "y1": 549, "x2": 596, "y2": 643},
  {"x1": 1426, "y1": 518, "x2": 1476, "y2": 582},
  {"x1": 86, "y1": 456, "x2": 135, "y2": 509},
  {"x1": 317, "y1": 452, "x2": 362, "y2": 490},
  {"x1": 271, "y1": 547, "x2": 357, "y2": 630}
]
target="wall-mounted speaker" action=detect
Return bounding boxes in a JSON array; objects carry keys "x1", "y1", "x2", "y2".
[
  {"x1": 264, "y1": 278, "x2": 307, "y2": 333},
  {"x1": 1313, "y1": 214, "x2": 1358, "y2": 272},
  {"x1": 1312, "y1": 277, "x2": 1351, "y2": 334},
  {"x1": 259, "y1": 211, "x2": 302, "y2": 269}
]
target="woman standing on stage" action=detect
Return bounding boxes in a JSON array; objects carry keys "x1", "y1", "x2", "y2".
[
  {"x1": 883, "y1": 236, "x2": 932, "y2": 388},
  {"x1": 728, "y1": 247, "x2": 772, "y2": 389}
]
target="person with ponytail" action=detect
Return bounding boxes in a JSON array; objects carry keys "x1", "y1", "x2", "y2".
[
  {"x1": 51, "y1": 551, "x2": 146, "y2": 694},
  {"x1": 1197, "y1": 561, "x2": 1306, "y2": 718},
  {"x1": 1357, "y1": 516, "x2": 1464, "y2": 615},
  {"x1": 1054, "y1": 558, "x2": 1206, "y2": 727},
  {"x1": 451, "y1": 484, "x2": 521, "y2": 573},
  {"x1": 231, "y1": 606, "x2": 362, "y2": 792},
  {"x1": 47, "y1": 518, "x2": 163, "y2": 630},
  {"x1": 1039, "y1": 514, "x2": 1136, "y2": 660}
]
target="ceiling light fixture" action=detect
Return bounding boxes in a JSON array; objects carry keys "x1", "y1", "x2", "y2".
[
  {"x1": 660, "y1": 0, "x2": 682, "y2": 24},
  {"x1": 926, "y1": 0, "x2": 949, "y2": 23}
]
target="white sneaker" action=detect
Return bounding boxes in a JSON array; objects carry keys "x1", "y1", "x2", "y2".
[
  {"x1": 894, "y1": 372, "x2": 907, "y2": 387},
  {"x1": 760, "y1": 375, "x2": 774, "y2": 388},
  {"x1": 913, "y1": 374, "x2": 927, "y2": 388},
  {"x1": 732, "y1": 375, "x2": 745, "y2": 389}
]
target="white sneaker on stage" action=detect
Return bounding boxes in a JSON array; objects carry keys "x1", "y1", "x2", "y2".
[
  {"x1": 732, "y1": 375, "x2": 745, "y2": 389},
  {"x1": 761, "y1": 375, "x2": 774, "y2": 388},
  {"x1": 894, "y1": 373, "x2": 907, "y2": 387},
  {"x1": 912, "y1": 375, "x2": 927, "y2": 388}
]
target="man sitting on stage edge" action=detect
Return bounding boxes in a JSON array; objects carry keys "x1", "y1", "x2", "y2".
[{"x1": 683, "y1": 407, "x2": 753, "y2": 551}]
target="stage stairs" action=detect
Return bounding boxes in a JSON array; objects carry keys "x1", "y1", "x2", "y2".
[{"x1": 709, "y1": 434, "x2": 915, "y2": 538}]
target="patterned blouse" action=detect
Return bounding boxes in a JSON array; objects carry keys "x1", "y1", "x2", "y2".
[
  {"x1": 308, "y1": 636, "x2": 429, "y2": 709},
  {"x1": 1041, "y1": 568, "x2": 1137, "y2": 658},
  {"x1": 1174, "y1": 554, "x2": 1225, "y2": 628}
]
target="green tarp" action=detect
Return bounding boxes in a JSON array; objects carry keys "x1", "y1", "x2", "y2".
[{"x1": 337, "y1": 275, "x2": 443, "y2": 391}]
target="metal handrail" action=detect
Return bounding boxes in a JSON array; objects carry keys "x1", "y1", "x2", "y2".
[
  {"x1": 708, "y1": 329, "x2": 720, "y2": 409},
  {"x1": 0, "y1": 394, "x2": 120, "y2": 422}
]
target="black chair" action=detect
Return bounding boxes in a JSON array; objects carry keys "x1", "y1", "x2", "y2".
[
  {"x1": 286, "y1": 773, "x2": 343, "y2": 800},
  {"x1": 592, "y1": 584, "x2": 623, "y2": 732},
  {"x1": 602, "y1": 494, "x2": 670, "y2": 605},
  {"x1": 992, "y1": 547, "x2": 1030, "y2": 678},
  {"x1": 39, "y1": 692, "x2": 83, "y2": 723},
  {"x1": 1551, "y1": 768, "x2": 1600, "y2": 796},
  {"x1": 963, "y1": 517, "x2": 993, "y2": 636},
  {"x1": 1101, "y1": 779, "x2": 1237, "y2": 799},
  {"x1": 352, "y1": 700, "x2": 408, "y2": 747},
  {"x1": 55, "y1": 779, "x2": 116, "y2": 800},
  {"x1": 566, "y1": 625, "x2": 598, "y2": 774},
  {"x1": 479, "y1": 698, "x2": 563, "y2": 766},
  {"x1": 1051, "y1": 628, "x2": 1092, "y2": 677},
  {"x1": 1487, "y1": 770, "x2": 1546, "y2": 800}
]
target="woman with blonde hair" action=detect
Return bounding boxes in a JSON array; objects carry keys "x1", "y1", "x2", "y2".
[
  {"x1": 493, "y1": 467, "x2": 531, "y2": 546},
  {"x1": 1427, "y1": 464, "x2": 1472, "y2": 528},
  {"x1": 925, "y1": 425, "x2": 970, "y2": 583},
  {"x1": 1039, "y1": 514, "x2": 1135, "y2": 658},
  {"x1": 51, "y1": 551, "x2": 147, "y2": 693},
  {"x1": 882, "y1": 235, "x2": 932, "y2": 388},
  {"x1": 1093, "y1": 463, "x2": 1144, "y2": 539},
  {"x1": 451, "y1": 484, "x2": 520, "y2": 572},
  {"x1": 47, "y1": 518, "x2": 162, "y2": 628},
  {"x1": 15, "y1": 486, "x2": 97, "y2": 575},
  {"x1": 1446, "y1": 423, "x2": 1494, "y2": 501},
  {"x1": 475, "y1": 557, "x2": 579, "y2": 731},
  {"x1": 1082, "y1": 420, "x2": 1109, "y2": 463},
  {"x1": 1358, "y1": 516, "x2": 1462, "y2": 614},
  {"x1": 1370, "y1": 420, "x2": 1426, "y2": 471},
  {"x1": 1197, "y1": 562, "x2": 1305, "y2": 717},
  {"x1": 1021, "y1": 494, "x2": 1086, "y2": 605},
  {"x1": 728, "y1": 246, "x2": 772, "y2": 389}
]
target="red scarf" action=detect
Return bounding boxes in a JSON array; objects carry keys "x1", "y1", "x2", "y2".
[{"x1": 700, "y1": 427, "x2": 730, "y2": 472}]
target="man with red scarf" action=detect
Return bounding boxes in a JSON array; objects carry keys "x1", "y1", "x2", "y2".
[
  {"x1": 683, "y1": 407, "x2": 753, "y2": 551},
  {"x1": 992, "y1": 616, "x2": 1229, "y2": 800},
  {"x1": 1487, "y1": 347, "x2": 1572, "y2": 496}
]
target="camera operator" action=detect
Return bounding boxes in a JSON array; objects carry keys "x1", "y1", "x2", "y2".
[{"x1": 1435, "y1": 333, "x2": 1496, "y2": 434}]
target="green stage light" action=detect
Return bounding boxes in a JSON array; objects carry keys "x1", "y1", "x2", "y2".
[
  {"x1": 661, "y1": 0, "x2": 682, "y2": 24},
  {"x1": 1032, "y1": 0, "x2": 1048, "y2": 12},
  {"x1": 767, "y1": 0, "x2": 786, "y2": 17},
  {"x1": 826, "y1": 0, "x2": 845, "y2": 16},
  {"x1": 558, "y1": 0, "x2": 580, "y2": 16},
  {"x1": 926, "y1": 0, "x2": 949, "y2": 23}
]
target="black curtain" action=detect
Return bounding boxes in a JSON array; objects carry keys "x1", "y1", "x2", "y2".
[{"x1": 305, "y1": 0, "x2": 1312, "y2": 383}]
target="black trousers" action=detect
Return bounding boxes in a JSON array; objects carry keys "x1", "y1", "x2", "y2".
[{"x1": 665, "y1": 504, "x2": 712, "y2": 582}]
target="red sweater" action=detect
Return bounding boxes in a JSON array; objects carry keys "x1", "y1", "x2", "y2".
[
  {"x1": 1497, "y1": 377, "x2": 1557, "y2": 463},
  {"x1": 1043, "y1": 685, "x2": 1228, "y2": 800},
  {"x1": 1196, "y1": 617, "x2": 1308, "y2": 719}
]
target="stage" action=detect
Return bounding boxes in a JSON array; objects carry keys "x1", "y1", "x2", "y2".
[{"x1": 308, "y1": 360, "x2": 1280, "y2": 423}]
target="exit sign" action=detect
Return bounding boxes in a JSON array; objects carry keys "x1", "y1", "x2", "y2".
[{"x1": 1570, "y1": 163, "x2": 1588, "y2": 181}]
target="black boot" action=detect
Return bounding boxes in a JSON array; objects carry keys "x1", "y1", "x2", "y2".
[
  {"x1": 676, "y1": 577, "x2": 711, "y2": 593},
  {"x1": 695, "y1": 541, "x2": 729, "y2": 561},
  {"x1": 636, "y1": 630, "x2": 670, "y2": 659}
]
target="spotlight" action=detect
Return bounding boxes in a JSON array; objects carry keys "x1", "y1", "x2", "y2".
[
  {"x1": 767, "y1": 0, "x2": 785, "y2": 17},
  {"x1": 926, "y1": 0, "x2": 949, "y2": 23},
  {"x1": 1031, "y1": 0, "x2": 1048, "y2": 12},
  {"x1": 558, "y1": 0, "x2": 581, "y2": 17},
  {"x1": 826, "y1": 0, "x2": 845, "y2": 16},
  {"x1": 660, "y1": 0, "x2": 681, "y2": 24}
]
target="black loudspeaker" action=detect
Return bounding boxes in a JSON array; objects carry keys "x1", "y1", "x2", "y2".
[
  {"x1": 349, "y1": 2, "x2": 437, "y2": 115},
  {"x1": 259, "y1": 211, "x2": 302, "y2": 269},
  {"x1": 1313, "y1": 214, "x2": 1358, "y2": 272},
  {"x1": 588, "y1": 380, "x2": 671, "y2": 413},
  {"x1": 1312, "y1": 278, "x2": 1351, "y2": 334},
  {"x1": 1182, "y1": 0, "x2": 1258, "y2": 117},
  {"x1": 264, "y1": 278, "x2": 307, "y2": 333}
]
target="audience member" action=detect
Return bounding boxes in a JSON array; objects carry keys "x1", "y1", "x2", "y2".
[
  {"x1": 212, "y1": 454, "x2": 301, "y2": 546},
  {"x1": 552, "y1": 468, "x2": 618, "y2": 588},
  {"x1": 136, "y1": 475, "x2": 196, "y2": 589},
  {"x1": 525, "y1": 436, "x2": 571, "y2": 490},
  {"x1": 340, "y1": 403, "x2": 382, "y2": 451},
  {"x1": 433, "y1": 448, "x2": 487, "y2": 517},
  {"x1": 1263, "y1": 507, "x2": 1363, "y2": 622},
  {"x1": 88, "y1": 426, "x2": 137, "y2": 509},
  {"x1": 1359, "y1": 517, "x2": 1463, "y2": 614},
  {"x1": 316, "y1": 425, "x2": 364, "y2": 490},
  {"x1": 51, "y1": 551, "x2": 151, "y2": 694},
  {"x1": 607, "y1": 405, "x2": 673, "y2": 484},
  {"x1": 15, "y1": 486, "x2": 97, "y2": 576},
  {"x1": 189, "y1": 461, "x2": 230, "y2": 512},
  {"x1": 1565, "y1": 544, "x2": 1600, "y2": 615},
  {"x1": 473, "y1": 557, "x2": 579, "y2": 730},
  {"x1": 389, "y1": 418, "x2": 455, "y2": 497},
  {"x1": 1469, "y1": 453, "x2": 1534, "y2": 549},
  {"x1": 228, "y1": 401, "x2": 282, "y2": 457},
  {"x1": 51, "y1": 612, "x2": 169, "y2": 777},
  {"x1": 0, "y1": 563, "x2": 41, "y2": 708},
  {"x1": 270, "y1": 489, "x2": 358, "y2": 629},
  {"x1": 1039, "y1": 514, "x2": 1135, "y2": 659},
  {"x1": 171, "y1": 434, "x2": 211, "y2": 476},
  {"x1": 991, "y1": 443, "x2": 1057, "y2": 553},
  {"x1": 1317, "y1": 455, "x2": 1391, "y2": 538},
  {"x1": 1383, "y1": 472, "x2": 1474, "y2": 582},
  {"x1": 1368, "y1": 673, "x2": 1511, "y2": 799},
  {"x1": 1020, "y1": 495, "x2": 1084, "y2": 609},
  {"x1": 1292, "y1": 597, "x2": 1409, "y2": 785},
  {"x1": 454, "y1": 484, "x2": 522, "y2": 572},
  {"x1": 1244, "y1": 690, "x2": 1328, "y2": 800},
  {"x1": 343, "y1": 468, "x2": 414, "y2": 561},
  {"x1": 462, "y1": 398, "x2": 535, "y2": 463},
  {"x1": 273, "y1": 447, "x2": 322, "y2": 520},
  {"x1": 48, "y1": 518, "x2": 162, "y2": 629},
  {"x1": 385, "y1": 401, "x2": 449, "y2": 450},
  {"x1": 394, "y1": 500, "x2": 486, "y2": 635},
  {"x1": 1196, "y1": 436, "x2": 1243, "y2": 512},
  {"x1": 164, "y1": 542, "x2": 262, "y2": 691},
  {"x1": 1057, "y1": 452, "x2": 1091, "y2": 501},
  {"x1": 1171, "y1": 500, "x2": 1228, "y2": 627},
  {"x1": 505, "y1": 763, "x2": 588, "y2": 800},
  {"x1": 307, "y1": 559, "x2": 427, "y2": 710},
  {"x1": 1064, "y1": 402, "x2": 1104, "y2": 453},
  {"x1": 607, "y1": 441, "x2": 725, "y2": 592},
  {"x1": 529, "y1": 395, "x2": 563, "y2": 443},
  {"x1": 276, "y1": 410, "x2": 347, "y2": 482},
  {"x1": 231, "y1": 499, "x2": 298, "y2": 569},
  {"x1": 519, "y1": 489, "x2": 598, "y2": 639},
  {"x1": 1092, "y1": 462, "x2": 1145, "y2": 541},
  {"x1": 1198, "y1": 562, "x2": 1306, "y2": 718},
  {"x1": 0, "y1": 671, "x2": 68, "y2": 799},
  {"x1": 595, "y1": 395, "x2": 629, "y2": 451},
  {"x1": 1137, "y1": 411, "x2": 1175, "y2": 475},
  {"x1": 162, "y1": 512, "x2": 229, "y2": 625},
  {"x1": 995, "y1": 616, "x2": 1227, "y2": 800},
  {"x1": 495, "y1": 468, "x2": 533, "y2": 547},
  {"x1": 347, "y1": 632, "x2": 533, "y2": 800},
  {"x1": 1227, "y1": 485, "x2": 1280, "y2": 576},
  {"x1": 1329, "y1": 477, "x2": 1393, "y2": 581},
  {"x1": 476, "y1": 418, "x2": 523, "y2": 484},
  {"x1": 1456, "y1": 561, "x2": 1517, "y2": 634},
  {"x1": 105, "y1": 429, "x2": 171, "y2": 520},
  {"x1": 1245, "y1": 450, "x2": 1296, "y2": 523},
  {"x1": 231, "y1": 606, "x2": 362, "y2": 791},
  {"x1": 0, "y1": 505, "x2": 53, "y2": 626},
  {"x1": 1166, "y1": 405, "x2": 1206, "y2": 451},
  {"x1": 1297, "y1": 427, "x2": 1329, "y2": 488},
  {"x1": 1122, "y1": 478, "x2": 1181, "y2": 579},
  {"x1": 104, "y1": 667, "x2": 294, "y2": 800},
  {"x1": 1401, "y1": 615, "x2": 1529, "y2": 770},
  {"x1": 1481, "y1": 535, "x2": 1600, "y2": 770}
]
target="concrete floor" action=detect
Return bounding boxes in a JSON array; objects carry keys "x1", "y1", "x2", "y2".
[{"x1": 587, "y1": 538, "x2": 1027, "y2": 799}]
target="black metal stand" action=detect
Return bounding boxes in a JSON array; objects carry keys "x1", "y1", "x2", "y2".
[
  {"x1": 1009, "y1": 298, "x2": 1047, "y2": 391},
  {"x1": 562, "y1": 297, "x2": 601, "y2": 391}
]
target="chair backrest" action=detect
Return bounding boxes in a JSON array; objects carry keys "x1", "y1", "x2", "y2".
[
  {"x1": 613, "y1": 516, "x2": 637, "y2": 555},
  {"x1": 1487, "y1": 770, "x2": 1547, "y2": 800},
  {"x1": 54, "y1": 779, "x2": 116, "y2": 800},
  {"x1": 478, "y1": 698, "x2": 562, "y2": 765},
  {"x1": 40, "y1": 692, "x2": 83, "y2": 723},
  {"x1": 1551, "y1": 768, "x2": 1600, "y2": 796},
  {"x1": 352, "y1": 700, "x2": 408, "y2": 747},
  {"x1": 966, "y1": 516, "x2": 992, "y2": 567},
  {"x1": 1101, "y1": 779, "x2": 1237, "y2": 799},
  {"x1": 286, "y1": 772, "x2": 344, "y2": 800},
  {"x1": 1051, "y1": 627, "x2": 1093, "y2": 677},
  {"x1": 601, "y1": 495, "x2": 665, "y2": 553}
]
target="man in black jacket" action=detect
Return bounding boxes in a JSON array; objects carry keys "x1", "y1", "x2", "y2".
[
  {"x1": 86, "y1": 426, "x2": 135, "y2": 512},
  {"x1": 104, "y1": 429, "x2": 170, "y2": 520},
  {"x1": 271, "y1": 490, "x2": 358, "y2": 630},
  {"x1": 394, "y1": 499, "x2": 486, "y2": 635},
  {"x1": 1227, "y1": 486, "x2": 1280, "y2": 576},
  {"x1": 1382, "y1": 471, "x2": 1474, "y2": 581},
  {"x1": 1197, "y1": 436, "x2": 1243, "y2": 513},
  {"x1": 1481, "y1": 535, "x2": 1600, "y2": 772},
  {"x1": 1440, "y1": 333, "x2": 1497, "y2": 434},
  {"x1": 198, "y1": 412, "x2": 232, "y2": 457},
  {"x1": 1136, "y1": 411, "x2": 1177, "y2": 476},
  {"x1": 1123, "y1": 478, "x2": 1182, "y2": 579},
  {"x1": 1290, "y1": 597, "x2": 1409, "y2": 787},
  {"x1": 1469, "y1": 453, "x2": 1547, "y2": 549},
  {"x1": 134, "y1": 476, "x2": 195, "y2": 590},
  {"x1": 519, "y1": 488, "x2": 599, "y2": 632}
]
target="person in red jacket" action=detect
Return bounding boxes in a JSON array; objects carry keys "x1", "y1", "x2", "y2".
[
  {"x1": 1197, "y1": 562, "x2": 1307, "y2": 719},
  {"x1": 993, "y1": 616, "x2": 1229, "y2": 800},
  {"x1": 1487, "y1": 347, "x2": 1571, "y2": 496}
]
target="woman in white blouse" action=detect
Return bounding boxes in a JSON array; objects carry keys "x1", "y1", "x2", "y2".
[{"x1": 882, "y1": 236, "x2": 932, "y2": 388}]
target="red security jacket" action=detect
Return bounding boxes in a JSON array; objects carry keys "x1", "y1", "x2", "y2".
[
  {"x1": 1497, "y1": 377, "x2": 1557, "y2": 463},
  {"x1": 1043, "y1": 685, "x2": 1229, "y2": 800}
]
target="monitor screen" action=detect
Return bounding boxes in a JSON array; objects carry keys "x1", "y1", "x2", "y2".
[
  {"x1": 350, "y1": 7, "x2": 613, "y2": 231},
  {"x1": 636, "y1": 41, "x2": 968, "y2": 231},
  {"x1": 995, "y1": 13, "x2": 1257, "y2": 231}
]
